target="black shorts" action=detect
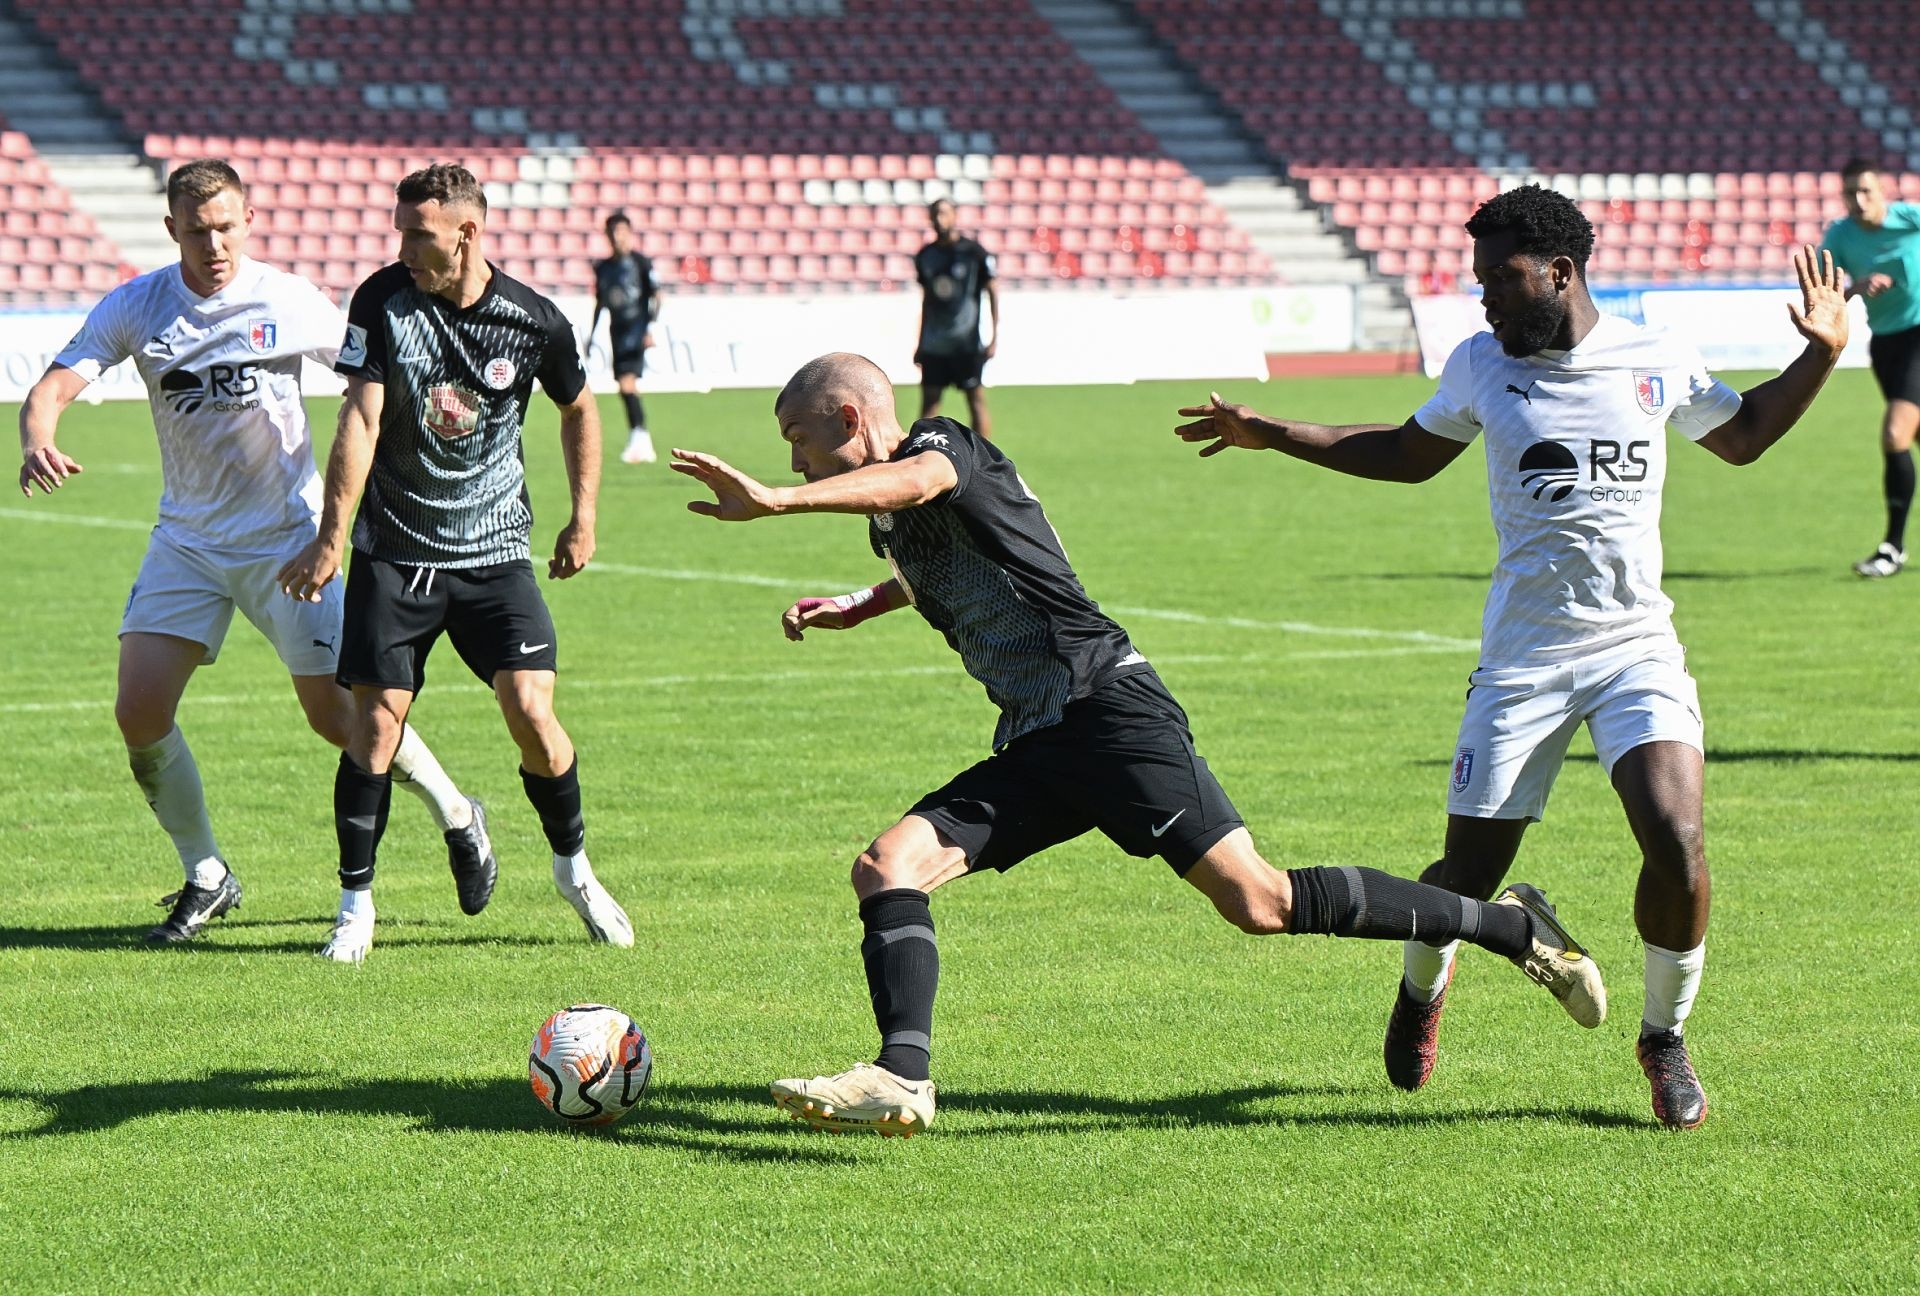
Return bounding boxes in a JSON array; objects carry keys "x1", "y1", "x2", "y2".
[
  {"x1": 1869, "y1": 324, "x2": 1920, "y2": 405},
  {"x1": 337, "y1": 553, "x2": 559, "y2": 692},
  {"x1": 610, "y1": 329, "x2": 648, "y2": 379},
  {"x1": 918, "y1": 350, "x2": 987, "y2": 394},
  {"x1": 908, "y1": 671, "x2": 1244, "y2": 877}
]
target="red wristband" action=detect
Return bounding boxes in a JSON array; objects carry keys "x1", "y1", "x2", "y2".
[{"x1": 831, "y1": 584, "x2": 892, "y2": 627}]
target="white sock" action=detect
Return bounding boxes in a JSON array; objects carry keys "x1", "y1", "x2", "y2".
[
  {"x1": 186, "y1": 857, "x2": 228, "y2": 889},
  {"x1": 553, "y1": 850, "x2": 595, "y2": 889},
  {"x1": 337, "y1": 887, "x2": 375, "y2": 921},
  {"x1": 126, "y1": 727, "x2": 224, "y2": 883},
  {"x1": 390, "y1": 724, "x2": 470, "y2": 832},
  {"x1": 1402, "y1": 939, "x2": 1460, "y2": 1004},
  {"x1": 1642, "y1": 940, "x2": 1705, "y2": 1035}
]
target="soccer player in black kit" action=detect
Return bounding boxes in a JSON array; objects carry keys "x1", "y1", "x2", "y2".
[
  {"x1": 914, "y1": 198, "x2": 999, "y2": 439},
  {"x1": 587, "y1": 211, "x2": 660, "y2": 465},
  {"x1": 278, "y1": 163, "x2": 634, "y2": 962},
  {"x1": 672, "y1": 352, "x2": 1608, "y2": 1136}
]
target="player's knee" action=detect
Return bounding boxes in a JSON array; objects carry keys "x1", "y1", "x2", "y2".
[
  {"x1": 114, "y1": 694, "x2": 174, "y2": 748},
  {"x1": 1218, "y1": 873, "x2": 1289, "y2": 935},
  {"x1": 499, "y1": 689, "x2": 556, "y2": 738},
  {"x1": 1644, "y1": 814, "x2": 1707, "y2": 874},
  {"x1": 851, "y1": 846, "x2": 892, "y2": 896},
  {"x1": 300, "y1": 696, "x2": 351, "y2": 748}
]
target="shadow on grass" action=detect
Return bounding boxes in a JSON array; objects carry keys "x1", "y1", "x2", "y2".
[
  {"x1": 0, "y1": 917, "x2": 573, "y2": 954},
  {"x1": 936, "y1": 1083, "x2": 1644, "y2": 1133},
  {"x1": 0, "y1": 1073, "x2": 1650, "y2": 1153},
  {"x1": 1324, "y1": 567, "x2": 1826, "y2": 585},
  {"x1": 1415, "y1": 747, "x2": 1920, "y2": 768},
  {"x1": 0, "y1": 1072, "x2": 852, "y2": 1164}
]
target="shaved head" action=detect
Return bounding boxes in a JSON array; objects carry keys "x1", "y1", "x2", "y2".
[{"x1": 775, "y1": 352, "x2": 894, "y2": 421}]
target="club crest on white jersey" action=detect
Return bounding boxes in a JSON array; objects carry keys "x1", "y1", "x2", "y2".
[{"x1": 1633, "y1": 370, "x2": 1665, "y2": 415}]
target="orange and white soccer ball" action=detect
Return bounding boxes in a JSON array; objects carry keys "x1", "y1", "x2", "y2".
[{"x1": 529, "y1": 1004, "x2": 652, "y2": 1126}]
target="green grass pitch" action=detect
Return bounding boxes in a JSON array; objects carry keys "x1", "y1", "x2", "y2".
[{"x1": 2, "y1": 372, "x2": 1916, "y2": 1293}]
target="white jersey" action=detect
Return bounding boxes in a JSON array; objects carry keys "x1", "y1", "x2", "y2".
[
  {"x1": 1414, "y1": 315, "x2": 1743, "y2": 668},
  {"x1": 54, "y1": 259, "x2": 344, "y2": 555}
]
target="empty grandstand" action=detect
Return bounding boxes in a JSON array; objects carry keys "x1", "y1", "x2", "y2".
[{"x1": 0, "y1": 0, "x2": 1915, "y2": 342}]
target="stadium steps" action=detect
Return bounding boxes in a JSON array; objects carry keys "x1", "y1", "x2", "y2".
[
  {"x1": 1029, "y1": 0, "x2": 1268, "y2": 184},
  {"x1": 0, "y1": 3, "x2": 124, "y2": 151},
  {"x1": 1208, "y1": 176, "x2": 1412, "y2": 351},
  {"x1": 42, "y1": 153, "x2": 171, "y2": 272}
]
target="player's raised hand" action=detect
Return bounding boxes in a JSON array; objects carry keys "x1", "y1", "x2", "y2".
[
  {"x1": 1175, "y1": 391, "x2": 1274, "y2": 457},
  {"x1": 550, "y1": 518, "x2": 594, "y2": 579},
  {"x1": 1789, "y1": 245, "x2": 1849, "y2": 354},
  {"x1": 19, "y1": 445, "x2": 82, "y2": 496},
  {"x1": 671, "y1": 448, "x2": 779, "y2": 521},
  {"x1": 276, "y1": 537, "x2": 341, "y2": 603}
]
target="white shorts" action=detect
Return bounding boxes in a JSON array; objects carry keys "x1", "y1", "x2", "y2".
[
  {"x1": 120, "y1": 530, "x2": 342, "y2": 675},
  {"x1": 1446, "y1": 641, "x2": 1703, "y2": 822}
]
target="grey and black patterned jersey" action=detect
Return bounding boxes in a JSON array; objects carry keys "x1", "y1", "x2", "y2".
[
  {"x1": 593, "y1": 251, "x2": 656, "y2": 338},
  {"x1": 335, "y1": 262, "x2": 587, "y2": 567},
  {"x1": 871, "y1": 418, "x2": 1149, "y2": 749},
  {"x1": 914, "y1": 237, "x2": 994, "y2": 358}
]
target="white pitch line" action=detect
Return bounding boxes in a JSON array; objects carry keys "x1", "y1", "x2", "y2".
[
  {"x1": 0, "y1": 505, "x2": 149, "y2": 532},
  {"x1": 1105, "y1": 603, "x2": 1479, "y2": 650},
  {"x1": 0, "y1": 508, "x2": 1480, "y2": 649},
  {"x1": 586, "y1": 561, "x2": 855, "y2": 589},
  {"x1": 0, "y1": 647, "x2": 1467, "y2": 716}
]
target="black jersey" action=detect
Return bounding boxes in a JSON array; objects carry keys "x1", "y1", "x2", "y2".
[
  {"x1": 335, "y1": 262, "x2": 586, "y2": 568},
  {"x1": 870, "y1": 418, "x2": 1150, "y2": 749},
  {"x1": 914, "y1": 237, "x2": 995, "y2": 358},
  {"x1": 593, "y1": 251, "x2": 656, "y2": 336}
]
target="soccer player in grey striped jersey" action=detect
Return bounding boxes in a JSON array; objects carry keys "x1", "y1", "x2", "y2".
[
  {"x1": 278, "y1": 164, "x2": 631, "y2": 962},
  {"x1": 17, "y1": 157, "x2": 487, "y2": 946}
]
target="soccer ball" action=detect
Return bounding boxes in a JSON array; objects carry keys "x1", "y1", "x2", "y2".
[{"x1": 528, "y1": 1003, "x2": 652, "y2": 1126}]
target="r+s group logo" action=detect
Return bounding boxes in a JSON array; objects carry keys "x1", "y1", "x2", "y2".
[
  {"x1": 1518, "y1": 438, "x2": 1651, "y2": 504},
  {"x1": 159, "y1": 362, "x2": 262, "y2": 415}
]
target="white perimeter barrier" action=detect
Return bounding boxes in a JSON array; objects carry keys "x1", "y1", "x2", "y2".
[
  {"x1": 1411, "y1": 289, "x2": 1871, "y2": 378},
  {"x1": 0, "y1": 284, "x2": 1358, "y2": 404}
]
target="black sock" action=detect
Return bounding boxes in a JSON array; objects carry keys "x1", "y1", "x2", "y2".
[
  {"x1": 1285, "y1": 866, "x2": 1528, "y2": 959},
  {"x1": 335, "y1": 752, "x2": 392, "y2": 890},
  {"x1": 860, "y1": 888, "x2": 938, "y2": 1083},
  {"x1": 1886, "y1": 450, "x2": 1914, "y2": 549},
  {"x1": 621, "y1": 391, "x2": 645, "y2": 430},
  {"x1": 520, "y1": 760, "x2": 586, "y2": 855}
]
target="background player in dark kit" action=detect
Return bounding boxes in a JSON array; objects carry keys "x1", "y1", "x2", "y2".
[
  {"x1": 587, "y1": 211, "x2": 661, "y2": 465},
  {"x1": 913, "y1": 198, "x2": 999, "y2": 439}
]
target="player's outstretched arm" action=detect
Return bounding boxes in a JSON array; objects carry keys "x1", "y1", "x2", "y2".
[
  {"x1": 551, "y1": 386, "x2": 600, "y2": 579},
  {"x1": 17, "y1": 364, "x2": 89, "y2": 497},
  {"x1": 278, "y1": 377, "x2": 384, "y2": 601},
  {"x1": 672, "y1": 449, "x2": 957, "y2": 520},
  {"x1": 782, "y1": 579, "x2": 908, "y2": 640},
  {"x1": 1175, "y1": 392, "x2": 1466, "y2": 483},
  {"x1": 1699, "y1": 246, "x2": 1848, "y2": 467}
]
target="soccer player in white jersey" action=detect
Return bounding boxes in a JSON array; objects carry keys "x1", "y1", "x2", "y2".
[
  {"x1": 1175, "y1": 185, "x2": 1848, "y2": 1128},
  {"x1": 16, "y1": 159, "x2": 494, "y2": 945}
]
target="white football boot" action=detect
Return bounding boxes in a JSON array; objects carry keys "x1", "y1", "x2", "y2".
[
  {"x1": 771, "y1": 1062, "x2": 936, "y2": 1136},
  {"x1": 620, "y1": 428, "x2": 656, "y2": 464},
  {"x1": 553, "y1": 855, "x2": 634, "y2": 947},
  {"x1": 1494, "y1": 883, "x2": 1606, "y2": 1028},
  {"x1": 319, "y1": 907, "x2": 375, "y2": 963},
  {"x1": 1853, "y1": 542, "x2": 1906, "y2": 578}
]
